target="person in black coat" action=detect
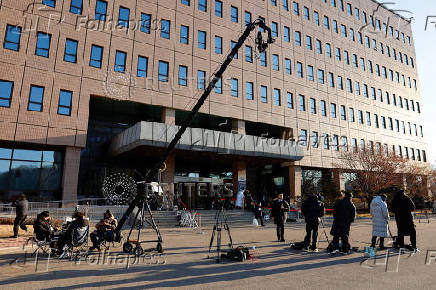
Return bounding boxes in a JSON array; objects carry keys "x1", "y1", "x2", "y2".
[
  {"x1": 12, "y1": 194, "x2": 28, "y2": 238},
  {"x1": 253, "y1": 200, "x2": 264, "y2": 226},
  {"x1": 330, "y1": 192, "x2": 356, "y2": 253},
  {"x1": 301, "y1": 194, "x2": 325, "y2": 251},
  {"x1": 271, "y1": 193, "x2": 290, "y2": 242},
  {"x1": 33, "y1": 211, "x2": 56, "y2": 241},
  {"x1": 391, "y1": 189, "x2": 416, "y2": 250}
]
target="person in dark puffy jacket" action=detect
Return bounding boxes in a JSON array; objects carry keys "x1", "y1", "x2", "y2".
[
  {"x1": 391, "y1": 189, "x2": 416, "y2": 250},
  {"x1": 33, "y1": 211, "x2": 56, "y2": 241},
  {"x1": 301, "y1": 194, "x2": 325, "y2": 251},
  {"x1": 330, "y1": 192, "x2": 356, "y2": 253},
  {"x1": 12, "y1": 194, "x2": 28, "y2": 238}
]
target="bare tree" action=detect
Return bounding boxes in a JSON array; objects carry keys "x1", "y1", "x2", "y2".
[{"x1": 336, "y1": 148, "x2": 405, "y2": 206}]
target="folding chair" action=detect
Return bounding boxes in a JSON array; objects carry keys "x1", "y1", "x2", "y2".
[
  {"x1": 59, "y1": 225, "x2": 89, "y2": 260},
  {"x1": 24, "y1": 234, "x2": 58, "y2": 257}
]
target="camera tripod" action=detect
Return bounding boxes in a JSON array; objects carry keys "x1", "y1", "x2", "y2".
[
  {"x1": 122, "y1": 196, "x2": 163, "y2": 256},
  {"x1": 208, "y1": 206, "x2": 233, "y2": 263}
]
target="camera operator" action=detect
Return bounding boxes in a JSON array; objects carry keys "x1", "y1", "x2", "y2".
[
  {"x1": 301, "y1": 194, "x2": 325, "y2": 252},
  {"x1": 272, "y1": 193, "x2": 290, "y2": 242}
]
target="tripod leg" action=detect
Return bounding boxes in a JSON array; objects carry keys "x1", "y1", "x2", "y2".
[
  {"x1": 209, "y1": 225, "x2": 216, "y2": 253},
  {"x1": 145, "y1": 199, "x2": 163, "y2": 243},
  {"x1": 222, "y1": 209, "x2": 233, "y2": 248},
  {"x1": 216, "y1": 228, "x2": 222, "y2": 262},
  {"x1": 321, "y1": 218, "x2": 330, "y2": 244}
]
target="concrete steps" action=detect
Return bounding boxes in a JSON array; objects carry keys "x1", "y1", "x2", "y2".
[{"x1": 145, "y1": 209, "x2": 256, "y2": 228}]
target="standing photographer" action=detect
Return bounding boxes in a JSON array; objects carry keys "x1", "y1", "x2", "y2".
[
  {"x1": 272, "y1": 193, "x2": 289, "y2": 242},
  {"x1": 301, "y1": 194, "x2": 325, "y2": 252}
]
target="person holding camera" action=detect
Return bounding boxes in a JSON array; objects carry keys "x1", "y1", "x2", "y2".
[
  {"x1": 301, "y1": 193, "x2": 325, "y2": 252},
  {"x1": 272, "y1": 193, "x2": 289, "y2": 242}
]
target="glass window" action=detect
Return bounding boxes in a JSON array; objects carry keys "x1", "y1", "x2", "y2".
[
  {"x1": 114, "y1": 50, "x2": 126, "y2": 72},
  {"x1": 328, "y1": 72, "x2": 334, "y2": 87},
  {"x1": 300, "y1": 129, "x2": 307, "y2": 146},
  {"x1": 340, "y1": 105, "x2": 346, "y2": 120},
  {"x1": 318, "y1": 69, "x2": 324, "y2": 84},
  {"x1": 215, "y1": 36, "x2": 222, "y2": 54},
  {"x1": 10, "y1": 161, "x2": 40, "y2": 191},
  {"x1": 231, "y1": 78, "x2": 238, "y2": 97},
  {"x1": 198, "y1": 0, "x2": 207, "y2": 12},
  {"x1": 137, "y1": 56, "x2": 148, "y2": 78},
  {"x1": 326, "y1": 43, "x2": 331, "y2": 57},
  {"x1": 324, "y1": 134, "x2": 329, "y2": 150},
  {"x1": 293, "y1": 2, "x2": 300, "y2": 16},
  {"x1": 316, "y1": 40, "x2": 322, "y2": 54},
  {"x1": 178, "y1": 65, "x2": 188, "y2": 86},
  {"x1": 320, "y1": 100, "x2": 326, "y2": 116},
  {"x1": 4, "y1": 25, "x2": 22, "y2": 51},
  {"x1": 287, "y1": 92, "x2": 293, "y2": 109},
  {"x1": 231, "y1": 6, "x2": 238, "y2": 22},
  {"x1": 260, "y1": 51, "x2": 267, "y2": 66},
  {"x1": 245, "y1": 11, "x2": 251, "y2": 25},
  {"x1": 307, "y1": 65, "x2": 314, "y2": 81},
  {"x1": 70, "y1": 0, "x2": 83, "y2": 14},
  {"x1": 274, "y1": 88, "x2": 281, "y2": 106},
  {"x1": 180, "y1": 25, "x2": 189, "y2": 44},
  {"x1": 284, "y1": 26, "x2": 290, "y2": 42},
  {"x1": 312, "y1": 131, "x2": 319, "y2": 148},
  {"x1": 330, "y1": 103, "x2": 336, "y2": 118},
  {"x1": 310, "y1": 98, "x2": 316, "y2": 114},
  {"x1": 283, "y1": 0, "x2": 289, "y2": 11},
  {"x1": 297, "y1": 62, "x2": 303, "y2": 78},
  {"x1": 299, "y1": 94, "x2": 305, "y2": 111},
  {"x1": 271, "y1": 22, "x2": 278, "y2": 37},
  {"x1": 35, "y1": 32, "x2": 51, "y2": 57},
  {"x1": 197, "y1": 70, "x2": 205, "y2": 89},
  {"x1": 58, "y1": 90, "x2": 72, "y2": 116},
  {"x1": 303, "y1": 6, "x2": 309, "y2": 20},
  {"x1": 64, "y1": 38, "x2": 78, "y2": 63},
  {"x1": 181, "y1": 0, "x2": 190, "y2": 6},
  {"x1": 346, "y1": 79, "x2": 352, "y2": 93},
  {"x1": 141, "y1": 13, "x2": 151, "y2": 33},
  {"x1": 333, "y1": 135, "x2": 339, "y2": 151},
  {"x1": 285, "y1": 58, "x2": 291, "y2": 74},
  {"x1": 0, "y1": 80, "x2": 14, "y2": 108},
  {"x1": 89, "y1": 44, "x2": 103, "y2": 68},
  {"x1": 231, "y1": 41, "x2": 238, "y2": 59},
  {"x1": 215, "y1": 0, "x2": 222, "y2": 17},
  {"x1": 214, "y1": 77, "x2": 222, "y2": 94},
  {"x1": 95, "y1": 0, "x2": 107, "y2": 21},
  {"x1": 324, "y1": 16, "x2": 330, "y2": 29},
  {"x1": 28, "y1": 85, "x2": 44, "y2": 112},
  {"x1": 295, "y1": 31, "x2": 301, "y2": 46},
  {"x1": 261, "y1": 85, "x2": 268, "y2": 103},
  {"x1": 158, "y1": 61, "x2": 169, "y2": 82},
  {"x1": 245, "y1": 45, "x2": 253, "y2": 62},
  {"x1": 245, "y1": 82, "x2": 254, "y2": 100},
  {"x1": 272, "y1": 54, "x2": 279, "y2": 70},
  {"x1": 306, "y1": 35, "x2": 312, "y2": 50},
  {"x1": 161, "y1": 20, "x2": 170, "y2": 39},
  {"x1": 313, "y1": 11, "x2": 319, "y2": 25},
  {"x1": 349, "y1": 108, "x2": 355, "y2": 122},
  {"x1": 43, "y1": 0, "x2": 56, "y2": 7},
  {"x1": 198, "y1": 30, "x2": 206, "y2": 49}
]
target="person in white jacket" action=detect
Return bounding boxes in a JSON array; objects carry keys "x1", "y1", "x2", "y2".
[{"x1": 370, "y1": 194, "x2": 389, "y2": 249}]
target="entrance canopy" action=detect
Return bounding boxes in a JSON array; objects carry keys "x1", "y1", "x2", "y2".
[{"x1": 108, "y1": 121, "x2": 304, "y2": 161}]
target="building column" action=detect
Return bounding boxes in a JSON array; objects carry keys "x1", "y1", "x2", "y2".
[
  {"x1": 161, "y1": 108, "x2": 176, "y2": 199},
  {"x1": 232, "y1": 160, "x2": 247, "y2": 196},
  {"x1": 332, "y1": 169, "x2": 345, "y2": 192},
  {"x1": 288, "y1": 163, "x2": 302, "y2": 204},
  {"x1": 61, "y1": 146, "x2": 81, "y2": 206},
  {"x1": 232, "y1": 119, "x2": 246, "y2": 196}
]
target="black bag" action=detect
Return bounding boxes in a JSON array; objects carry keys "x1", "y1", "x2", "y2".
[
  {"x1": 290, "y1": 241, "x2": 306, "y2": 250},
  {"x1": 327, "y1": 241, "x2": 336, "y2": 252},
  {"x1": 223, "y1": 246, "x2": 251, "y2": 261}
]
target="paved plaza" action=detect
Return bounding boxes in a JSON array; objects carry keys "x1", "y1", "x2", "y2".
[{"x1": 0, "y1": 218, "x2": 435, "y2": 289}]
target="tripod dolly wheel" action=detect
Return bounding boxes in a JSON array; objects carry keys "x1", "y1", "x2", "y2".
[
  {"x1": 134, "y1": 246, "x2": 144, "y2": 256},
  {"x1": 123, "y1": 241, "x2": 133, "y2": 253},
  {"x1": 156, "y1": 242, "x2": 163, "y2": 253}
]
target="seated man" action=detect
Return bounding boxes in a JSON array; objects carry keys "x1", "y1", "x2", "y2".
[
  {"x1": 90, "y1": 210, "x2": 118, "y2": 251},
  {"x1": 57, "y1": 211, "x2": 89, "y2": 254},
  {"x1": 33, "y1": 211, "x2": 56, "y2": 241}
]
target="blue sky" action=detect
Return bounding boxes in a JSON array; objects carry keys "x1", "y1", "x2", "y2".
[{"x1": 388, "y1": 0, "x2": 436, "y2": 165}]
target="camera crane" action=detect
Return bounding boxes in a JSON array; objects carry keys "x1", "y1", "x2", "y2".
[{"x1": 113, "y1": 18, "x2": 275, "y2": 251}]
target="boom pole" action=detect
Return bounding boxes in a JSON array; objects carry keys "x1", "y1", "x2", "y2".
[{"x1": 114, "y1": 19, "x2": 274, "y2": 240}]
